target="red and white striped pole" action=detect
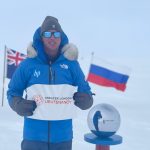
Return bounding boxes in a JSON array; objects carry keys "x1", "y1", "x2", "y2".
[{"x1": 96, "y1": 145, "x2": 110, "y2": 150}]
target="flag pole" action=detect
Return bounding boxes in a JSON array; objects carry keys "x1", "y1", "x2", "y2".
[
  {"x1": 87, "y1": 51, "x2": 94, "y2": 79},
  {"x1": 89, "y1": 52, "x2": 96, "y2": 96},
  {"x1": 1, "y1": 45, "x2": 7, "y2": 107},
  {"x1": 91, "y1": 51, "x2": 94, "y2": 64}
]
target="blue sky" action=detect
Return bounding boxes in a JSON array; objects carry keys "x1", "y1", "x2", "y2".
[{"x1": 0, "y1": 0, "x2": 150, "y2": 60}]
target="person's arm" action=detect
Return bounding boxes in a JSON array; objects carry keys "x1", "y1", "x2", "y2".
[
  {"x1": 71, "y1": 61, "x2": 93, "y2": 110},
  {"x1": 7, "y1": 61, "x2": 37, "y2": 116}
]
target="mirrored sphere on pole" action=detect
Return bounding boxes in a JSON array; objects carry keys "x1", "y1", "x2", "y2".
[{"x1": 87, "y1": 103, "x2": 121, "y2": 137}]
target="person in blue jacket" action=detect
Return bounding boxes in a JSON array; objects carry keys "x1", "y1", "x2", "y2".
[{"x1": 7, "y1": 16, "x2": 93, "y2": 150}]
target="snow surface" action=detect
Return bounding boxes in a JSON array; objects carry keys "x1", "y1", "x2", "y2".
[{"x1": 0, "y1": 57, "x2": 150, "y2": 150}]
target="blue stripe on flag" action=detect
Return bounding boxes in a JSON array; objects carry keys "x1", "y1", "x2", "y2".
[{"x1": 90, "y1": 64, "x2": 129, "y2": 84}]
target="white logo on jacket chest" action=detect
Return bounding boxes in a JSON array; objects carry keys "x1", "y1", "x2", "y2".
[
  {"x1": 60, "y1": 64, "x2": 68, "y2": 69},
  {"x1": 52, "y1": 25, "x2": 56, "y2": 28},
  {"x1": 34, "y1": 70, "x2": 41, "y2": 78}
]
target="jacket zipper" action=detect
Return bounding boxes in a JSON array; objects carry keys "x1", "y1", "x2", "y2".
[
  {"x1": 49, "y1": 64, "x2": 53, "y2": 82},
  {"x1": 48, "y1": 61, "x2": 55, "y2": 149}
]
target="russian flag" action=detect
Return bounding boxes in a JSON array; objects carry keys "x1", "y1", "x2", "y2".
[{"x1": 87, "y1": 60, "x2": 130, "y2": 92}]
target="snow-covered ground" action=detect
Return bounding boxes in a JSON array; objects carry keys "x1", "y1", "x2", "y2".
[{"x1": 0, "y1": 57, "x2": 150, "y2": 150}]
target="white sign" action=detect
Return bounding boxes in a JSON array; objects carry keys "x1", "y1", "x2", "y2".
[{"x1": 26, "y1": 84, "x2": 77, "y2": 120}]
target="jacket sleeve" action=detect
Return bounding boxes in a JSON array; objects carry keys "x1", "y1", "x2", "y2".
[
  {"x1": 7, "y1": 61, "x2": 29, "y2": 106},
  {"x1": 71, "y1": 60, "x2": 92, "y2": 94}
]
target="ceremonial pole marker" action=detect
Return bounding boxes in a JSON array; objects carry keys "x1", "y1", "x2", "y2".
[{"x1": 85, "y1": 104, "x2": 123, "y2": 150}]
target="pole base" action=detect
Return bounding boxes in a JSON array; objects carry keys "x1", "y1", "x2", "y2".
[{"x1": 96, "y1": 145, "x2": 110, "y2": 150}]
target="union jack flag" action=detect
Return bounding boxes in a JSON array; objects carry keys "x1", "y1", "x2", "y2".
[{"x1": 6, "y1": 47, "x2": 26, "y2": 79}]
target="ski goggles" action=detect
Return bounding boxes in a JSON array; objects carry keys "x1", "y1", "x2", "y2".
[{"x1": 42, "y1": 31, "x2": 61, "y2": 38}]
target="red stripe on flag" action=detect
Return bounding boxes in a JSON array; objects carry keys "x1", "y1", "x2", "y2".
[
  {"x1": 8, "y1": 52, "x2": 24, "y2": 66},
  {"x1": 87, "y1": 73, "x2": 126, "y2": 91}
]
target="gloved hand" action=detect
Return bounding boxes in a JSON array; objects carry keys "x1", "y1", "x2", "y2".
[
  {"x1": 73, "y1": 92, "x2": 93, "y2": 110},
  {"x1": 10, "y1": 96, "x2": 37, "y2": 116}
]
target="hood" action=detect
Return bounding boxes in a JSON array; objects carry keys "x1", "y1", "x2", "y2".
[
  {"x1": 27, "y1": 42, "x2": 79, "y2": 61},
  {"x1": 32, "y1": 27, "x2": 69, "y2": 63}
]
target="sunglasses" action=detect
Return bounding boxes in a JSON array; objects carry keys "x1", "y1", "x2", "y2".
[{"x1": 42, "y1": 31, "x2": 61, "y2": 38}]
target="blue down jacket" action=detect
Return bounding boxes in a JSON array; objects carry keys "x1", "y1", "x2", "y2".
[{"x1": 7, "y1": 27, "x2": 92, "y2": 143}]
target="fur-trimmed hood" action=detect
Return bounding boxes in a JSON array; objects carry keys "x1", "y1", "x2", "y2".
[
  {"x1": 27, "y1": 27, "x2": 78, "y2": 62},
  {"x1": 27, "y1": 42, "x2": 78, "y2": 61}
]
